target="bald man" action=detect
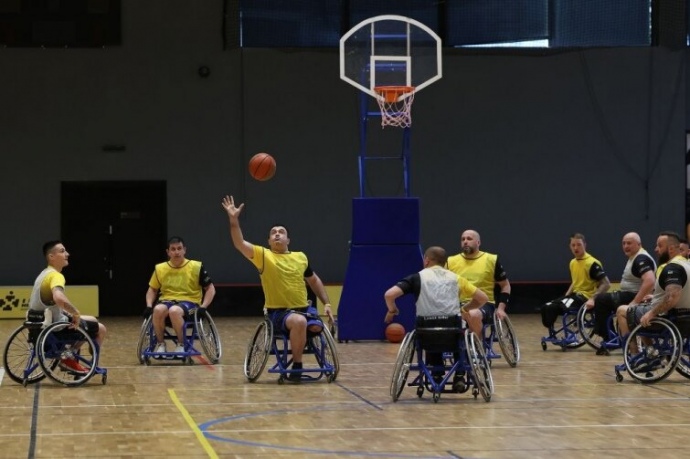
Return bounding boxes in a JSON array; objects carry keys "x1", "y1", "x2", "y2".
[
  {"x1": 446, "y1": 229, "x2": 511, "y2": 338},
  {"x1": 584, "y1": 232, "x2": 656, "y2": 355}
]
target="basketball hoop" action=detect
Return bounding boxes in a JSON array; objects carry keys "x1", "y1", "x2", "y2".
[{"x1": 374, "y1": 86, "x2": 415, "y2": 128}]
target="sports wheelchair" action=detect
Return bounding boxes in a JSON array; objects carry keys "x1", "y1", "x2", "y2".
[
  {"x1": 3, "y1": 311, "x2": 106, "y2": 387},
  {"x1": 482, "y1": 311, "x2": 520, "y2": 367},
  {"x1": 614, "y1": 313, "x2": 690, "y2": 384},
  {"x1": 137, "y1": 307, "x2": 221, "y2": 365},
  {"x1": 390, "y1": 315, "x2": 493, "y2": 403},
  {"x1": 541, "y1": 304, "x2": 587, "y2": 351},
  {"x1": 243, "y1": 307, "x2": 339, "y2": 384},
  {"x1": 577, "y1": 306, "x2": 622, "y2": 354}
]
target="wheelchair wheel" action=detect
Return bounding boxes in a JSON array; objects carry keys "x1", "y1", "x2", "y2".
[
  {"x1": 311, "y1": 326, "x2": 340, "y2": 382},
  {"x1": 244, "y1": 319, "x2": 273, "y2": 382},
  {"x1": 577, "y1": 305, "x2": 602, "y2": 350},
  {"x1": 36, "y1": 322, "x2": 98, "y2": 387},
  {"x1": 196, "y1": 309, "x2": 222, "y2": 364},
  {"x1": 3, "y1": 324, "x2": 45, "y2": 385},
  {"x1": 136, "y1": 316, "x2": 153, "y2": 365},
  {"x1": 561, "y1": 308, "x2": 587, "y2": 349},
  {"x1": 623, "y1": 318, "x2": 681, "y2": 384},
  {"x1": 465, "y1": 331, "x2": 493, "y2": 402},
  {"x1": 390, "y1": 330, "x2": 416, "y2": 402},
  {"x1": 495, "y1": 313, "x2": 520, "y2": 367}
]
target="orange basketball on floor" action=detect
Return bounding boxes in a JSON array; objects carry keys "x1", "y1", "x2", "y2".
[
  {"x1": 385, "y1": 323, "x2": 406, "y2": 343},
  {"x1": 248, "y1": 152, "x2": 276, "y2": 181}
]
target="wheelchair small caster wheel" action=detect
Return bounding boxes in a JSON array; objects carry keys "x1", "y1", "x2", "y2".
[
  {"x1": 416, "y1": 386, "x2": 424, "y2": 398},
  {"x1": 541, "y1": 341, "x2": 547, "y2": 351},
  {"x1": 102, "y1": 374, "x2": 108, "y2": 385},
  {"x1": 144, "y1": 357, "x2": 151, "y2": 366},
  {"x1": 433, "y1": 393, "x2": 440, "y2": 403},
  {"x1": 472, "y1": 388, "x2": 479, "y2": 399},
  {"x1": 278, "y1": 377, "x2": 285, "y2": 385},
  {"x1": 327, "y1": 374, "x2": 336, "y2": 383},
  {"x1": 186, "y1": 357, "x2": 194, "y2": 365},
  {"x1": 561, "y1": 345, "x2": 567, "y2": 352},
  {"x1": 615, "y1": 371, "x2": 623, "y2": 383}
]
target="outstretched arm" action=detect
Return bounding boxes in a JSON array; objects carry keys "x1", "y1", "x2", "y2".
[{"x1": 221, "y1": 195, "x2": 254, "y2": 259}]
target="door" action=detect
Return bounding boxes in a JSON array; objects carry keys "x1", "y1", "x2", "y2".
[{"x1": 61, "y1": 181, "x2": 167, "y2": 316}]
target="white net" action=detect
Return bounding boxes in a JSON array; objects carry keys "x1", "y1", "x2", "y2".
[{"x1": 375, "y1": 88, "x2": 415, "y2": 128}]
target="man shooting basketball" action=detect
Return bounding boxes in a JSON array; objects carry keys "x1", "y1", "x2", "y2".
[{"x1": 221, "y1": 195, "x2": 334, "y2": 382}]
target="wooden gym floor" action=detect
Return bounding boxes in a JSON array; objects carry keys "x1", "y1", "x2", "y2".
[{"x1": 1, "y1": 315, "x2": 689, "y2": 459}]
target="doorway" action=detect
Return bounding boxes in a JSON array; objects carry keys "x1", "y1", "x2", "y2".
[{"x1": 61, "y1": 181, "x2": 167, "y2": 316}]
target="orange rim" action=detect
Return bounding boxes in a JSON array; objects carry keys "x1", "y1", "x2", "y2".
[{"x1": 374, "y1": 86, "x2": 414, "y2": 103}]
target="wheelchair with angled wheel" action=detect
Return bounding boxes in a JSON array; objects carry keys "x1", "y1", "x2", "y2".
[
  {"x1": 482, "y1": 311, "x2": 520, "y2": 367},
  {"x1": 3, "y1": 310, "x2": 107, "y2": 387},
  {"x1": 541, "y1": 303, "x2": 587, "y2": 351},
  {"x1": 578, "y1": 306, "x2": 622, "y2": 355},
  {"x1": 243, "y1": 305, "x2": 339, "y2": 384},
  {"x1": 137, "y1": 307, "x2": 221, "y2": 365},
  {"x1": 390, "y1": 314, "x2": 493, "y2": 403}
]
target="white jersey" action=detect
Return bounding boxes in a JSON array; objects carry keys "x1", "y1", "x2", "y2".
[
  {"x1": 28, "y1": 267, "x2": 68, "y2": 324},
  {"x1": 416, "y1": 266, "x2": 461, "y2": 317}
]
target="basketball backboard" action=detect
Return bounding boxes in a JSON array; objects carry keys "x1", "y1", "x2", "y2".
[{"x1": 340, "y1": 15, "x2": 442, "y2": 102}]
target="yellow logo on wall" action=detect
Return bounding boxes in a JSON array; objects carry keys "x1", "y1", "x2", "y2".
[{"x1": 0, "y1": 286, "x2": 99, "y2": 319}]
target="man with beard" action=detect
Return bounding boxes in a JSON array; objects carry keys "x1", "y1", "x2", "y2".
[
  {"x1": 616, "y1": 231, "x2": 688, "y2": 337},
  {"x1": 584, "y1": 232, "x2": 656, "y2": 355},
  {"x1": 446, "y1": 229, "x2": 511, "y2": 338}
]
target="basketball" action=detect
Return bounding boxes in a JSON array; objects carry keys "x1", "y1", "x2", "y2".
[
  {"x1": 248, "y1": 152, "x2": 276, "y2": 181},
  {"x1": 385, "y1": 323, "x2": 406, "y2": 343}
]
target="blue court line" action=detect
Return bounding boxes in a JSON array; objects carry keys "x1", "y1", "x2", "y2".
[
  {"x1": 27, "y1": 382, "x2": 40, "y2": 459},
  {"x1": 335, "y1": 381, "x2": 384, "y2": 410},
  {"x1": 199, "y1": 407, "x2": 456, "y2": 458}
]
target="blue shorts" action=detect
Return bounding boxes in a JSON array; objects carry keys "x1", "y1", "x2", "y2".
[
  {"x1": 159, "y1": 300, "x2": 198, "y2": 318},
  {"x1": 267, "y1": 305, "x2": 323, "y2": 335}
]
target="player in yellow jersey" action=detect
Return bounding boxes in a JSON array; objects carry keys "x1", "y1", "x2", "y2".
[
  {"x1": 446, "y1": 229, "x2": 511, "y2": 339},
  {"x1": 222, "y1": 195, "x2": 334, "y2": 382},
  {"x1": 541, "y1": 233, "x2": 610, "y2": 333},
  {"x1": 145, "y1": 237, "x2": 216, "y2": 354}
]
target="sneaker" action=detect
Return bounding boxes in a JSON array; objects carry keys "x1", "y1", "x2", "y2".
[
  {"x1": 174, "y1": 344, "x2": 185, "y2": 353},
  {"x1": 596, "y1": 347, "x2": 610, "y2": 356},
  {"x1": 287, "y1": 363, "x2": 303, "y2": 382},
  {"x1": 59, "y1": 357, "x2": 88, "y2": 375},
  {"x1": 154, "y1": 342, "x2": 166, "y2": 354}
]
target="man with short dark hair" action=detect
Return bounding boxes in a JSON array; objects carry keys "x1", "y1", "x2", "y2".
[
  {"x1": 28, "y1": 240, "x2": 107, "y2": 374},
  {"x1": 145, "y1": 236, "x2": 216, "y2": 355}
]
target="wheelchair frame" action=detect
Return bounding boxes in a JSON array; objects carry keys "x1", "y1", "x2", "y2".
[
  {"x1": 482, "y1": 311, "x2": 520, "y2": 367},
  {"x1": 541, "y1": 304, "x2": 587, "y2": 351},
  {"x1": 137, "y1": 307, "x2": 221, "y2": 365},
  {"x1": 577, "y1": 306, "x2": 622, "y2": 354},
  {"x1": 390, "y1": 324, "x2": 493, "y2": 404},
  {"x1": 3, "y1": 319, "x2": 107, "y2": 387},
  {"x1": 243, "y1": 314, "x2": 339, "y2": 384}
]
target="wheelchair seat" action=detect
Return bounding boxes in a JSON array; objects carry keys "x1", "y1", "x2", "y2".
[{"x1": 415, "y1": 315, "x2": 464, "y2": 352}]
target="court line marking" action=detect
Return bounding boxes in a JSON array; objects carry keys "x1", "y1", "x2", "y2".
[
  {"x1": 168, "y1": 388, "x2": 219, "y2": 459},
  {"x1": 0, "y1": 368, "x2": 4, "y2": 386}
]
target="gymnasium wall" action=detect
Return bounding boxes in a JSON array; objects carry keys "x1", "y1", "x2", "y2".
[{"x1": 0, "y1": 1, "x2": 686, "y2": 293}]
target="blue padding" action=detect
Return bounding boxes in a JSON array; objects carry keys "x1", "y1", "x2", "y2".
[
  {"x1": 351, "y1": 198, "x2": 420, "y2": 245},
  {"x1": 338, "y1": 244, "x2": 423, "y2": 341}
]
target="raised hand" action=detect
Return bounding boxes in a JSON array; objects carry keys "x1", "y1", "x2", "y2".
[{"x1": 221, "y1": 195, "x2": 245, "y2": 218}]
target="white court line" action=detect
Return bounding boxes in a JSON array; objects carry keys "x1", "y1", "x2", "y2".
[
  {"x1": 2, "y1": 422, "x2": 690, "y2": 439},
  {"x1": 0, "y1": 368, "x2": 4, "y2": 386}
]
